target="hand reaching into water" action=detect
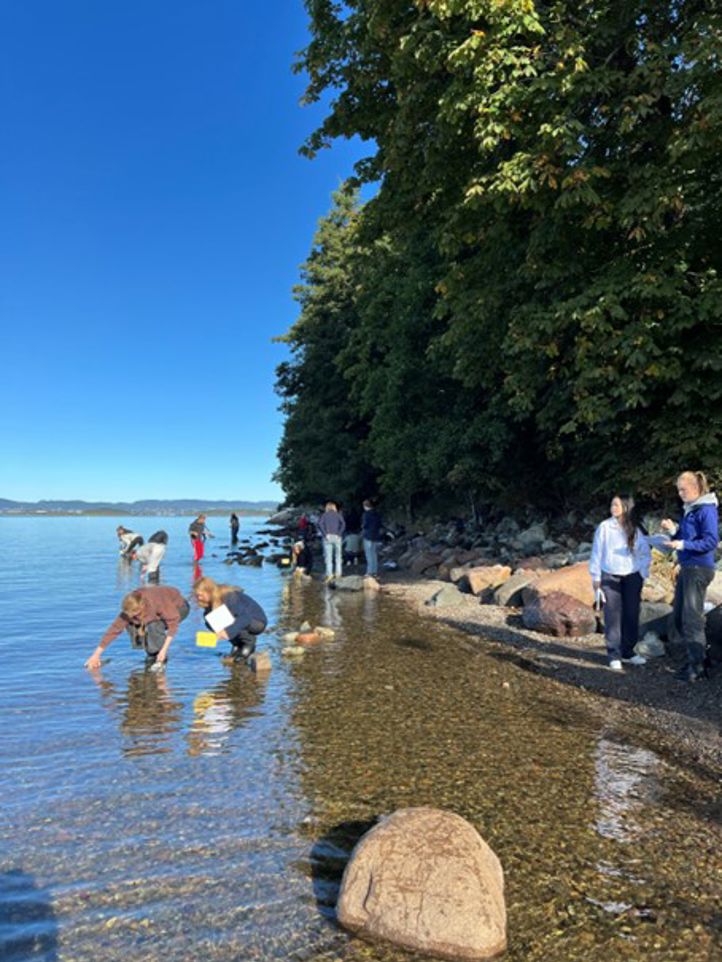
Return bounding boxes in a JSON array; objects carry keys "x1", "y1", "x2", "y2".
[{"x1": 85, "y1": 649, "x2": 103, "y2": 670}]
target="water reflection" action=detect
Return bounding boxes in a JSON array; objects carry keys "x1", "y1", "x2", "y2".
[
  {"x1": 593, "y1": 736, "x2": 660, "y2": 842},
  {"x1": 89, "y1": 668, "x2": 183, "y2": 757},
  {"x1": 187, "y1": 670, "x2": 269, "y2": 757}
]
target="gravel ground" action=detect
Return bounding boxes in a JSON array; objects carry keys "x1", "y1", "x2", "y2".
[{"x1": 382, "y1": 575, "x2": 722, "y2": 772}]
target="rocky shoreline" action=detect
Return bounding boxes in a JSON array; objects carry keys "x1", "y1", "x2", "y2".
[{"x1": 266, "y1": 508, "x2": 722, "y2": 770}]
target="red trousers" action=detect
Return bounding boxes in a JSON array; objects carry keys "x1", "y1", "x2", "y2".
[{"x1": 192, "y1": 537, "x2": 205, "y2": 562}]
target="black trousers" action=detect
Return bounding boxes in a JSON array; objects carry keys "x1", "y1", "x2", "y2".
[
  {"x1": 672, "y1": 565, "x2": 714, "y2": 670},
  {"x1": 601, "y1": 571, "x2": 643, "y2": 661},
  {"x1": 229, "y1": 618, "x2": 265, "y2": 657}
]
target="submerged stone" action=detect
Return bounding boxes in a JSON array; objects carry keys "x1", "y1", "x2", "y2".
[{"x1": 337, "y1": 807, "x2": 506, "y2": 961}]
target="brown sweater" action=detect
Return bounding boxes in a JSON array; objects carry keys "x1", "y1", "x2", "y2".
[{"x1": 100, "y1": 586, "x2": 187, "y2": 647}]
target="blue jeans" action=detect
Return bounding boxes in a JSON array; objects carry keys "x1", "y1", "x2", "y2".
[
  {"x1": 323, "y1": 535, "x2": 343, "y2": 578},
  {"x1": 364, "y1": 539, "x2": 379, "y2": 576}
]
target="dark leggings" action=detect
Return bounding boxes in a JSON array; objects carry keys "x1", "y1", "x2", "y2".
[
  {"x1": 601, "y1": 571, "x2": 643, "y2": 661},
  {"x1": 127, "y1": 601, "x2": 191, "y2": 655}
]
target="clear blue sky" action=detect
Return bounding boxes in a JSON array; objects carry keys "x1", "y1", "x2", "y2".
[{"x1": 0, "y1": 0, "x2": 367, "y2": 503}]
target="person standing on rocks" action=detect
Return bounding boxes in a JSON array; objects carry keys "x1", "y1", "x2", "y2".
[
  {"x1": 318, "y1": 501, "x2": 346, "y2": 582},
  {"x1": 661, "y1": 471, "x2": 719, "y2": 682},
  {"x1": 362, "y1": 499, "x2": 383, "y2": 577},
  {"x1": 189, "y1": 514, "x2": 213, "y2": 563},
  {"x1": 589, "y1": 495, "x2": 651, "y2": 672}
]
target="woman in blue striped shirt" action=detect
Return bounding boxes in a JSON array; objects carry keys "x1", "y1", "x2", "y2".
[{"x1": 589, "y1": 495, "x2": 651, "y2": 671}]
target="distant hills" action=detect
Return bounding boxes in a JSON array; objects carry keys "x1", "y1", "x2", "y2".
[{"x1": 0, "y1": 498, "x2": 279, "y2": 516}]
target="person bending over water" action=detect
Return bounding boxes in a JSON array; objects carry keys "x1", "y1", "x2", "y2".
[
  {"x1": 116, "y1": 526, "x2": 143, "y2": 559},
  {"x1": 132, "y1": 541, "x2": 166, "y2": 583},
  {"x1": 193, "y1": 576, "x2": 267, "y2": 661},
  {"x1": 85, "y1": 585, "x2": 190, "y2": 670}
]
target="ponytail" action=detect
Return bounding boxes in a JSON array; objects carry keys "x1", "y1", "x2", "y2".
[{"x1": 678, "y1": 471, "x2": 710, "y2": 495}]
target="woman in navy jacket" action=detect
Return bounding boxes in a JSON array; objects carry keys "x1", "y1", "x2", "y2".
[
  {"x1": 661, "y1": 471, "x2": 719, "y2": 681},
  {"x1": 193, "y1": 576, "x2": 267, "y2": 661}
]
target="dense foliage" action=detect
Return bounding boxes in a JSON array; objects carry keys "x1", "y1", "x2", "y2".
[{"x1": 275, "y1": 0, "x2": 722, "y2": 513}]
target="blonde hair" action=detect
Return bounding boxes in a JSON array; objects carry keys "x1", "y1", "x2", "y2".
[
  {"x1": 678, "y1": 471, "x2": 709, "y2": 495},
  {"x1": 193, "y1": 576, "x2": 241, "y2": 609},
  {"x1": 121, "y1": 591, "x2": 145, "y2": 622}
]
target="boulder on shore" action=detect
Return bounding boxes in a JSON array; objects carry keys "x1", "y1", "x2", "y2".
[
  {"x1": 337, "y1": 807, "x2": 506, "y2": 961},
  {"x1": 522, "y1": 590, "x2": 596, "y2": 637},
  {"x1": 464, "y1": 565, "x2": 511, "y2": 597},
  {"x1": 425, "y1": 585, "x2": 466, "y2": 608},
  {"x1": 493, "y1": 569, "x2": 540, "y2": 607},
  {"x1": 521, "y1": 561, "x2": 595, "y2": 608}
]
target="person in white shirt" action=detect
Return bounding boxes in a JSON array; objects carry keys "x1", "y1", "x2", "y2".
[
  {"x1": 589, "y1": 494, "x2": 651, "y2": 671},
  {"x1": 133, "y1": 542, "x2": 167, "y2": 582}
]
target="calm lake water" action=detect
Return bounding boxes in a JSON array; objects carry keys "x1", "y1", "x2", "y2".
[{"x1": 0, "y1": 517, "x2": 719, "y2": 962}]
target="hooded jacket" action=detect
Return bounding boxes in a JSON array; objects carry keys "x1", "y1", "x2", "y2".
[{"x1": 675, "y1": 493, "x2": 719, "y2": 569}]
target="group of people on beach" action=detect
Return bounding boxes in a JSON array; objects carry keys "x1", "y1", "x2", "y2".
[
  {"x1": 590, "y1": 471, "x2": 719, "y2": 683},
  {"x1": 92, "y1": 470, "x2": 719, "y2": 685},
  {"x1": 290, "y1": 499, "x2": 383, "y2": 582}
]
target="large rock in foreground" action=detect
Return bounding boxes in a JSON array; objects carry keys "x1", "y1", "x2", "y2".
[
  {"x1": 337, "y1": 807, "x2": 506, "y2": 961},
  {"x1": 522, "y1": 590, "x2": 596, "y2": 637}
]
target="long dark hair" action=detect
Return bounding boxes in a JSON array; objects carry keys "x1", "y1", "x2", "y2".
[{"x1": 614, "y1": 494, "x2": 646, "y2": 551}]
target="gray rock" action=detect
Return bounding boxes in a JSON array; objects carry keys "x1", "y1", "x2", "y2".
[
  {"x1": 639, "y1": 602, "x2": 673, "y2": 638},
  {"x1": 425, "y1": 585, "x2": 465, "y2": 608},
  {"x1": 333, "y1": 575, "x2": 366, "y2": 591},
  {"x1": 493, "y1": 570, "x2": 539, "y2": 607},
  {"x1": 516, "y1": 523, "x2": 547, "y2": 555}
]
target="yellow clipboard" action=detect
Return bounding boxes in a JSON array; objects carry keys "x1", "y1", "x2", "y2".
[{"x1": 196, "y1": 631, "x2": 218, "y2": 648}]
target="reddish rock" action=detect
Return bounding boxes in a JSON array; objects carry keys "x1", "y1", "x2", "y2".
[
  {"x1": 296, "y1": 631, "x2": 323, "y2": 646},
  {"x1": 521, "y1": 561, "x2": 595, "y2": 608},
  {"x1": 466, "y1": 565, "x2": 512, "y2": 597},
  {"x1": 522, "y1": 591, "x2": 596, "y2": 637}
]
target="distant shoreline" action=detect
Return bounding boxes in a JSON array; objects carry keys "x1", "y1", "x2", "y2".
[{"x1": 0, "y1": 509, "x2": 272, "y2": 518}]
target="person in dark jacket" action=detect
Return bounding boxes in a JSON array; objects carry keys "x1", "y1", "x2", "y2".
[
  {"x1": 362, "y1": 499, "x2": 383, "y2": 577},
  {"x1": 86, "y1": 585, "x2": 190, "y2": 670},
  {"x1": 229, "y1": 513, "x2": 240, "y2": 545},
  {"x1": 193, "y1": 576, "x2": 267, "y2": 661},
  {"x1": 661, "y1": 471, "x2": 720, "y2": 682},
  {"x1": 317, "y1": 501, "x2": 346, "y2": 582}
]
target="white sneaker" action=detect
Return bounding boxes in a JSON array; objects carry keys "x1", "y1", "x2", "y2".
[
  {"x1": 609, "y1": 660, "x2": 623, "y2": 672},
  {"x1": 623, "y1": 654, "x2": 647, "y2": 666}
]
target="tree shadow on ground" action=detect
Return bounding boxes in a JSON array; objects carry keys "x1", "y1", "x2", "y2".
[{"x1": 0, "y1": 869, "x2": 57, "y2": 961}]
